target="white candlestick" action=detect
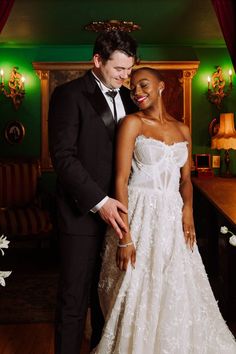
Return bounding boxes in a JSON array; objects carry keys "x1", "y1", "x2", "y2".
[
  {"x1": 0, "y1": 69, "x2": 4, "y2": 84},
  {"x1": 229, "y1": 69, "x2": 232, "y2": 84},
  {"x1": 21, "y1": 76, "x2": 25, "y2": 89},
  {"x1": 207, "y1": 76, "x2": 211, "y2": 90}
]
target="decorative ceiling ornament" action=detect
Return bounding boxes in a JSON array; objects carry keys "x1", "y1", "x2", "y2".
[{"x1": 84, "y1": 20, "x2": 141, "y2": 32}]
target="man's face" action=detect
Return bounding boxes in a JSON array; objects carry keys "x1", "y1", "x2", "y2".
[{"x1": 93, "y1": 50, "x2": 135, "y2": 89}]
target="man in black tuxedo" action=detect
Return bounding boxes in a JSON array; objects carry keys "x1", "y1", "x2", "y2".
[{"x1": 48, "y1": 30, "x2": 138, "y2": 354}]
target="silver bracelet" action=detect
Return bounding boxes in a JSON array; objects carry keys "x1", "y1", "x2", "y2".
[{"x1": 117, "y1": 241, "x2": 133, "y2": 248}]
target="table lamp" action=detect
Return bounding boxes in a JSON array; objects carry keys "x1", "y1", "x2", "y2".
[{"x1": 211, "y1": 113, "x2": 236, "y2": 177}]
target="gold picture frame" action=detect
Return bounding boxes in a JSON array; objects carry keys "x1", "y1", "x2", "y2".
[{"x1": 33, "y1": 61, "x2": 199, "y2": 171}]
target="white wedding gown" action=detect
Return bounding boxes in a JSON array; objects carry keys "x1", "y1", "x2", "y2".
[{"x1": 95, "y1": 135, "x2": 236, "y2": 354}]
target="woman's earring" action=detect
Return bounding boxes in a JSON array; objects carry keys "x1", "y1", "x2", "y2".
[{"x1": 159, "y1": 88, "x2": 164, "y2": 96}]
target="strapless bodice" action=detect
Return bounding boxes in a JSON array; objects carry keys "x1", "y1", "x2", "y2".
[{"x1": 129, "y1": 135, "x2": 188, "y2": 193}]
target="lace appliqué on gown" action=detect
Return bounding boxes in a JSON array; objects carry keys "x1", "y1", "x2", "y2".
[{"x1": 95, "y1": 135, "x2": 236, "y2": 354}]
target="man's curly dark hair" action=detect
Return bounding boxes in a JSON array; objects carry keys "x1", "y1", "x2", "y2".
[{"x1": 93, "y1": 30, "x2": 138, "y2": 62}]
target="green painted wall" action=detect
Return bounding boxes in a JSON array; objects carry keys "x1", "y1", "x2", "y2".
[
  {"x1": 0, "y1": 45, "x2": 235, "y2": 187},
  {"x1": 192, "y1": 48, "x2": 236, "y2": 175}
]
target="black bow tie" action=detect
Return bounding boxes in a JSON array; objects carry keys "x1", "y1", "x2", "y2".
[{"x1": 106, "y1": 90, "x2": 118, "y2": 122}]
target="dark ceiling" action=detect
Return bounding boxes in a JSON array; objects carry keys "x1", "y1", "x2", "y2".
[{"x1": 0, "y1": 0, "x2": 224, "y2": 47}]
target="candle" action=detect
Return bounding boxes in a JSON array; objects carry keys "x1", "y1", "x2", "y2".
[
  {"x1": 207, "y1": 76, "x2": 211, "y2": 90},
  {"x1": 229, "y1": 69, "x2": 232, "y2": 84},
  {"x1": 0, "y1": 69, "x2": 4, "y2": 84},
  {"x1": 21, "y1": 76, "x2": 25, "y2": 89}
]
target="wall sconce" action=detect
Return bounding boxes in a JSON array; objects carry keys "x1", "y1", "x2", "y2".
[
  {"x1": 0, "y1": 66, "x2": 25, "y2": 110},
  {"x1": 207, "y1": 66, "x2": 233, "y2": 109},
  {"x1": 211, "y1": 112, "x2": 236, "y2": 177}
]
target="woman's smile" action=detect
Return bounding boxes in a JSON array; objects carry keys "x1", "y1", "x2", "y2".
[{"x1": 134, "y1": 95, "x2": 148, "y2": 105}]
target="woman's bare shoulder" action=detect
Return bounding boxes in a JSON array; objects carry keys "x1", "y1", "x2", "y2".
[
  {"x1": 168, "y1": 115, "x2": 191, "y2": 141},
  {"x1": 178, "y1": 121, "x2": 190, "y2": 133},
  {"x1": 169, "y1": 115, "x2": 189, "y2": 131},
  {"x1": 177, "y1": 121, "x2": 191, "y2": 141},
  {"x1": 118, "y1": 113, "x2": 143, "y2": 132}
]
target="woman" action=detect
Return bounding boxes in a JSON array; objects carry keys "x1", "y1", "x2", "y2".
[{"x1": 94, "y1": 68, "x2": 236, "y2": 353}]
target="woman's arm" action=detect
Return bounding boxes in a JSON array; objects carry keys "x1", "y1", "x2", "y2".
[
  {"x1": 179, "y1": 125, "x2": 196, "y2": 250},
  {"x1": 115, "y1": 114, "x2": 141, "y2": 270}
]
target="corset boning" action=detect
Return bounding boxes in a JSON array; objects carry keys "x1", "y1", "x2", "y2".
[{"x1": 128, "y1": 135, "x2": 188, "y2": 193}]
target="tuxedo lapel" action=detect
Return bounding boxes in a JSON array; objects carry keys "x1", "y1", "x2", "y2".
[
  {"x1": 119, "y1": 86, "x2": 137, "y2": 115},
  {"x1": 83, "y1": 71, "x2": 115, "y2": 141}
]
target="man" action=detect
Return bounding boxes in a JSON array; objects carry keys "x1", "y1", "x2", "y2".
[{"x1": 48, "y1": 30, "x2": 138, "y2": 354}]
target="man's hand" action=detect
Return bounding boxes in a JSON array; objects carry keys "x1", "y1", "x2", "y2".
[{"x1": 98, "y1": 197, "x2": 128, "y2": 239}]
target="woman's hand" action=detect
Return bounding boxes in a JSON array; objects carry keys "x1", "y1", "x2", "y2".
[
  {"x1": 182, "y1": 205, "x2": 196, "y2": 251},
  {"x1": 116, "y1": 242, "x2": 136, "y2": 271}
]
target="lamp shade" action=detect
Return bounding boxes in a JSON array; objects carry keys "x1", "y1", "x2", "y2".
[{"x1": 211, "y1": 113, "x2": 236, "y2": 150}]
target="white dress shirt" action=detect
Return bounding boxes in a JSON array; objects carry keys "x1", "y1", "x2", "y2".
[
  {"x1": 91, "y1": 71, "x2": 126, "y2": 121},
  {"x1": 90, "y1": 72, "x2": 126, "y2": 213}
]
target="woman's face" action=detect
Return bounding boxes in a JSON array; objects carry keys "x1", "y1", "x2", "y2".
[{"x1": 130, "y1": 69, "x2": 162, "y2": 109}]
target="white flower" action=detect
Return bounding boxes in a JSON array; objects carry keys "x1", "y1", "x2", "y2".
[
  {"x1": 0, "y1": 235, "x2": 12, "y2": 286},
  {"x1": 0, "y1": 271, "x2": 12, "y2": 287},
  {"x1": 0, "y1": 235, "x2": 10, "y2": 256},
  {"x1": 220, "y1": 226, "x2": 229, "y2": 234},
  {"x1": 229, "y1": 235, "x2": 236, "y2": 247},
  {"x1": 220, "y1": 226, "x2": 236, "y2": 247}
]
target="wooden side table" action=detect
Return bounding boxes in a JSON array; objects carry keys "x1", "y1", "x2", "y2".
[{"x1": 192, "y1": 176, "x2": 236, "y2": 321}]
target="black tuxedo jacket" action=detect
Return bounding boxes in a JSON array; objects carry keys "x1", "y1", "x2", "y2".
[{"x1": 48, "y1": 70, "x2": 137, "y2": 236}]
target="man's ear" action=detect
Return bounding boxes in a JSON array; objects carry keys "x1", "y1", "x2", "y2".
[{"x1": 93, "y1": 54, "x2": 102, "y2": 68}]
